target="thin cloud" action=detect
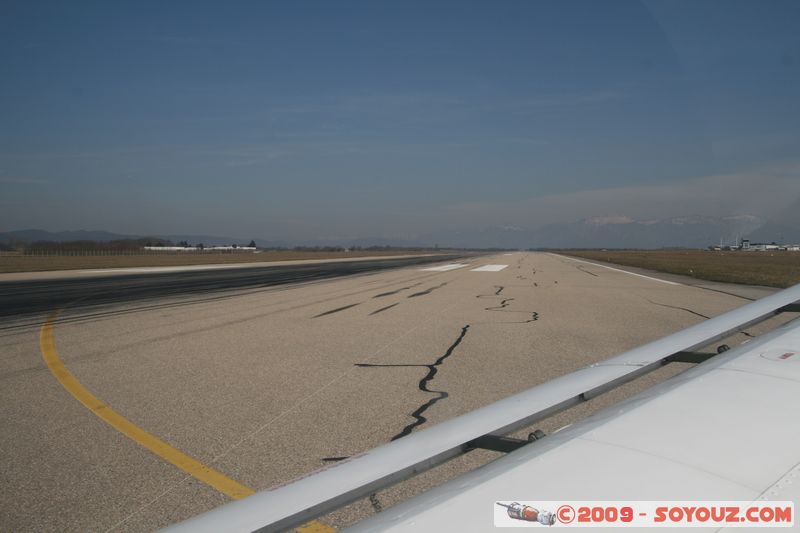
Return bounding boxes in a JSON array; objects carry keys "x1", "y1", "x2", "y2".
[
  {"x1": 138, "y1": 35, "x2": 251, "y2": 47},
  {"x1": 473, "y1": 91, "x2": 626, "y2": 115},
  {"x1": 513, "y1": 90, "x2": 625, "y2": 111},
  {"x1": 212, "y1": 141, "x2": 366, "y2": 163},
  {"x1": 0, "y1": 176, "x2": 51, "y2": 185},
  {"x1": 434, "y1": 162, "x2": 800, "y2": 231}
]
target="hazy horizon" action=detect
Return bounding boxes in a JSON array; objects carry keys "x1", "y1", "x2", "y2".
[{"x1": 2, "y1": 1, "x2": 799, "y2": 244}]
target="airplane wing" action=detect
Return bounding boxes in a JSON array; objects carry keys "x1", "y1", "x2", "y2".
[{"x1": 166, "y1": 284, "x2": 800, "y2": 532}]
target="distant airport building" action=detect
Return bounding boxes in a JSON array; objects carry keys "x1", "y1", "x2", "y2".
[
  {"x1": 709, "y1": 238, "x2": 800, "y2": 252},
  {"x1": 143, "y1": 246, "x2": 257, "y2": 252}
]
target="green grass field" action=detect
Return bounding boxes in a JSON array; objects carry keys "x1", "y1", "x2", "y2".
[{"x1": 560, "y1": 250, "x2": 800, "y2": 288}]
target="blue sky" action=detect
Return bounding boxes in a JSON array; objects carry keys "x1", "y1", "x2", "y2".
[{"x1": 1, "y1": 0, "x2": 799, "y2": 241}]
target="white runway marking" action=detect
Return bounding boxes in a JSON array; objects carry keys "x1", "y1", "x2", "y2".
[
  {"x1": 471, "y1": 264, "x2": 508, "y2": 272},
  {"x1": 553, "y1": 254, "x2": 680, "y2": 286},
  {"x1": 420, "y1": 263, "x2": 469, "y2": 272}
]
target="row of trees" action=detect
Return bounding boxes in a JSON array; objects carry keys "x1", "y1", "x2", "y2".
[{"x1": 20, "y1": 238, "x2": 171, "y2": 252}]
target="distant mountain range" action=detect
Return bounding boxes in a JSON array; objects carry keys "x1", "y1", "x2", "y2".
[
  {"x1": 415, "y1": 214, "x2": 784, "y2": 249},
  {"x1": 2, "y1": 214, "x2": 799, "y2": 249},
  {"x1": 0, "y1": 229, "x2": 140, "y2": 244},
  {"x1": 0, "y1": 229, "x2": 287, "y2": 248},
  {"x1": 528, "y1": 214, "x2": 769, "y2": 249}
]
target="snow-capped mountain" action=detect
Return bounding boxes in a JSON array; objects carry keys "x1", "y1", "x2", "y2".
[{"x1": 417, "y1": 215, "x2": 770, "y2": 249}]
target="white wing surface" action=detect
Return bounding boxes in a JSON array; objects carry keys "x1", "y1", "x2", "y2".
[{"x1": 347, "y1": 312, "x2": 800, "y2": 531}]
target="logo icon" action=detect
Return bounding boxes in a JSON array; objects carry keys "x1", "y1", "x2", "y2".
[{"x1": 496, "y1": 502, "x2": 556, "y2": 526}]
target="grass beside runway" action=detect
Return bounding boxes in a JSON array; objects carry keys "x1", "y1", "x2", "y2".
[{"x1": 559, "y1": 249, "x2": 800, "y2": 288}]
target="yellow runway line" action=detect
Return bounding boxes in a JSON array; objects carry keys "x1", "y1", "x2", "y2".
[
  {"x1": 40, "y1": 312, "x2": 335, "y2": 532},
  {"x1": 39, "y1": 312, "x2": 254, "y2": 499}
]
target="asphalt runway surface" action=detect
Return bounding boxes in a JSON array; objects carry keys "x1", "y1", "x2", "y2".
[
  {"x1": 0, "y1": 254, "x2": 467, "y2": 323},
  {"x1": 0, "y1": 252, "x2": 790, "y2": 532}
]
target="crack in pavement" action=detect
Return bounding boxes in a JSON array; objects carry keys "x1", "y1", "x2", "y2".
[
  {"x1": 576, "y1": 264, "x2": 599, "y2": 277},
  {"x1": 476, "y1": 285, "x2": 504, "y2": 297},
  {"x1": 476, "y1": 286, "x2": 540, "y2": 323},
  {"x1": 690, "y1": 285, "x2": 756, "y2": 302},
  {"x1": 407, "y1": 282, "x2": 447, "y2": 298},
  {"x1": 644, "y1": 298, "x2": 711, "y2": 319},
  {"x1": 313, "y1": 302, "x2": 361, "y2": 318},
  {"x1": 353, "y1": 324, "x2": 470, "y2": 513},
  {"x1": 355, "y1": 324, "x2": 470, "y2": 440},
  {"x1": 645, "y1": 298, "x2": 755, "y2": 338},
  {"x1": 373, "y1": 283, "x2": 422, "y2": 298},
  {"x1": 369, "y1": 303, "x2": 400, "y2": 315}
]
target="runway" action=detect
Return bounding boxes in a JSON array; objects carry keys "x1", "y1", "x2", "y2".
[
  {"x1": 0, "y1": 252, "x2": 787, "y2": 531},
  {"x1": 0, "y1": 253, "x2": 467, "y2": 322}
]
